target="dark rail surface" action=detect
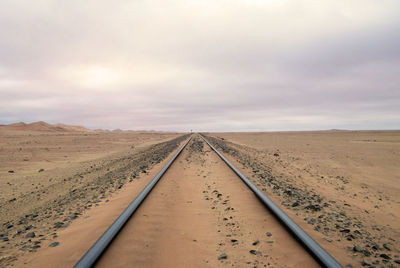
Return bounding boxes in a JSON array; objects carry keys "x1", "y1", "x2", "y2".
[
  {"x1": 200, "y1": 134, "x2": 342, "y2": 268},
  {"x1": 74, "y1": 136, "x2": 192, "y2": 268}
]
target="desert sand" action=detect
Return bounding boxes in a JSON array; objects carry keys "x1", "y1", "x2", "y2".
[
  {"x1": 1, "y1": 127, "x2": 399, "y2": 267},
  {"x1": 0, "y1": 122, "x2": 184, "y2": 267},
  {"x1": 207, "y1": 131, "x2": 400, "y2": 267}
]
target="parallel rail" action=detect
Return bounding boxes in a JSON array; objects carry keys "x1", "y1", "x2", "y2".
[
  {"x1": 200, "y1": 134, "x2": 342, "y2": 268},
  {"x1": 75, "y1": 134, "x2": 342, "y2": 268},
  {"x1": 74, "y1": 136, "x2": 192, "y2": 268}
]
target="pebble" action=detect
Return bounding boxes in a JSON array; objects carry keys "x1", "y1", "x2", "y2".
[
  {"x1": 49, "y1": 242, "x2": 60, "y2": 247},
  {"x1": 363, "y1": 250, "x2": 371, "y2": 257},
  {"x1": 218, "y1": 253, "x2": 227, "y2": 260},
  {"x1": 252, "y1": 240, "x2": 259, "y2": 246},
  {"x1": 266, "y1": 232, "x2": 272, "y2": 237},
  {"x1": 361, "y1": 259, "x2": 372, "y2": 266},
  {"x1": 54, "y1": 222, "x2": 64, "y2": 228},
  {"x1": 25, "y1": 232, "x2": 35, "y2": 238},
  {"x1": 249, "y1": 250, "x2": 262, "y2": 255},
  {"x1": 383, "y1": 243, "x2": 391, "y2": 251},
  {"x1": 380, "y1": 253, "x2": 391, "y2": 260}
]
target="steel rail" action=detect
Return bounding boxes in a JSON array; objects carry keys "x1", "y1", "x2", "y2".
[
  {"x1": 74, "y1": 135, "x2": 192, "y2": 268},
  {"x1": 200, "y1": 134, "x2": 342, "y2": 268}
]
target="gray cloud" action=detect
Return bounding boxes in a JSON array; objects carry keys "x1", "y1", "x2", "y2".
[{"x1": 1, "y1": 0, "x2": 399, "y2": 131}]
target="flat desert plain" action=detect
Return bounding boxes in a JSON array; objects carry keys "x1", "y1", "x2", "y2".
[
  {"x1": 0, "y1": 128, "x2": 399, "y2": 267},
  {"x1": 207, "y1": 131, "x2": 400, "y2": 266},
  {"x1": 0, "y1": 125, "x2": 184, "y2": 267}
]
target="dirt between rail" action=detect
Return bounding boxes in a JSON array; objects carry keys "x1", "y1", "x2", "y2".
[
  {"x1": 0, "y1": 133, "x2": 188, "y2": 267},
  {"x1": 204, "y1": 133, "x2": 400, "y2": 268}
]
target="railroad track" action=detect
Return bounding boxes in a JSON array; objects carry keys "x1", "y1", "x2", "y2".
[{"x1": 74, "y1": 134, "x2": 342, "y2": 268}]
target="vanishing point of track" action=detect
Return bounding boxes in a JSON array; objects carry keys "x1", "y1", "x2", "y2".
[{"x1": 74, "y1": 134, "x2": 342, "y2": 268}]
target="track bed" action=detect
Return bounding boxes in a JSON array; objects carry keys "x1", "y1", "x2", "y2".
[{"x1": 95, "y1": 136, "x2": 321, "y2": 267}]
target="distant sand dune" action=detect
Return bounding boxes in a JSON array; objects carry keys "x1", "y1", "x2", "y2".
[{"x1": 0, "y1": 121, "x2": 93, "y2": 132}]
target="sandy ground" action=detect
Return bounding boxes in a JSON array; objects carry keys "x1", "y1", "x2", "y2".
[
  {"x1": 0, "y1": 129, "x2": 186, "y2": 267},
  {"x1": 1, "y1": 130, "x2": 399, "y2": 267},
  {"x1": 206, "y1": 131, "x2": 400, "y2": 267},
  {"x1": 13, "y1": 136, "x2": 318, "y2": 268}
]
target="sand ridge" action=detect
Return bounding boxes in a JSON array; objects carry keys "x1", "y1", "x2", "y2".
[{"x1": 0, "y1": 122, "x2": 93, "y2": 133}]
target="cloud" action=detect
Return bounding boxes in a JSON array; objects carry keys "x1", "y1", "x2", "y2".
[{"x1": 0, "y1": 0, "x2": 399, "y2": 131}]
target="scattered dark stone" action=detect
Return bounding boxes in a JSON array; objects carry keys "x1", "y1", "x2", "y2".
[
  {"x1": 305, "y1": 204, "x2": 322, "y2": 211},
  {"x1": 380, "y1": 254, "x2": 391, "y2": 260},
  {"x1": 345, "y1": 264, "x2": 353, "y2": 268},
  {"x1": 25, "y1": 232, "x2": 35, "y2": 238},
  {"x1": 49, "y1": 242, "x2": 60, "y2": 247},
  {"x1": 266, "y1": 232, "x2": 272, "y2": 237},
  {"x1": 292, "y1": 201, "x2": 300, "y2": 207},
  {"x1": 231, "y1": 239, "x2": 238, "y2": 243},
  {"x1": 308, "y1": 218, "x2": 316, "y2": 224},
  {"x1": 8, "y1": 170, "x2": 14, "y2": 173},
  {"x1": 383, "y1": 243, "x2": 391, "y2": 251},
  {"x1": 273, "y1": 153, "x2": 279, "y2": 157},
  {"x1": 372, "y1": 244, "x2": 381, "y2": 251},
  {"x1": 252, "y1": 240, "x2": 259, "y2": 246},
  {"x1": 363, "y1": 250, "x2": 371, "y2": 257},
  {"x1": 218, "y1": 253, "x2": 227, "y2": 260},
  {"x1": 249, "y1": 250, "x2": 262, "y2": 255},
  {"x1": 394, "y1": 259, "x2": 400, "y2": 264},
  {"x1": 54, "y1": 222, "x2": 64, "y2": 228},
  {"x1": 353, "y1": 245, "x2": 363, "y2": 252},
  {"x1": 340, "y1": 229, "x2": 351, "y2": 233},
  {"x1": 38, "y1": 169, "x2": 44, "y2": 172},
  {"x1": 361, "y1": 259, "x2": 372, "y2": 266},
  {"x1": 6, "y1": 224, "x2": 13, "y2": 229},
  {"x1": 20, "y1": 245, "x2": 29, "y2": 251}
]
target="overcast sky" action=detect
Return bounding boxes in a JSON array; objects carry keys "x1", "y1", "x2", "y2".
[{"x1": 0, "y1": 0, "x2": 399, "y2": 131}]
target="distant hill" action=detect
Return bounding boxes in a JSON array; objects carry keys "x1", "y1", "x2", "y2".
[{"x1": 0, "y1": 121, "x2": 93, "y2": 132}]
